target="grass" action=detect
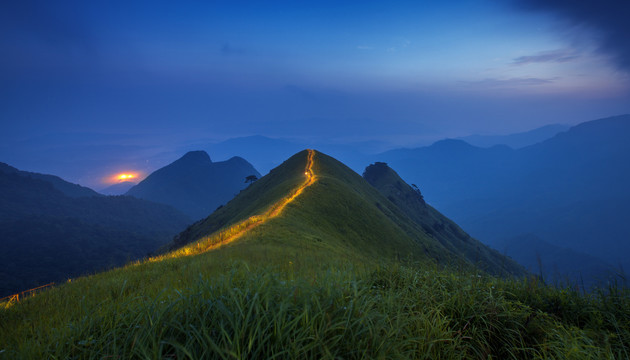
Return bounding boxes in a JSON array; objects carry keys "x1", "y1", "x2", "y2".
[{"x1": 2, "y1": 260, "x2": 629, "y2": 359}]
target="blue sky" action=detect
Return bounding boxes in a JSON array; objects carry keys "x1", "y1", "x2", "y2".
[{"x1": 1, "y1": 0, "x2": 629, "y2": 188}]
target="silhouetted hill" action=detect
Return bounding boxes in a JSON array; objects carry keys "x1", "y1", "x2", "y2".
[
  {"x1": 99, "y1": 181, "x2": 136, "y2": 195},
  {"x1": 168, "y1": 150, "x2": 525, "y2": 277},
  {"x1": 459, "y1": 124, "x2": 569, "y2": 149},
  {"x1": 0, "y1": 165, "x2": 191, "y2": 297},
  {"x1": 376, "y1": 114, "x2": 630, "y2": 282},
  {"x1": 206, "y1": 136, "x2": 304, "y2": 175},
  {"x1": 0, "y1": 162, "x2": 101, "y2": 198},
  {"x1": 378, "y1": 139, "x2": 515, "y2": 210},
  {"x1": 126, "y1": 151, "x2": 261, "y2": 220}
]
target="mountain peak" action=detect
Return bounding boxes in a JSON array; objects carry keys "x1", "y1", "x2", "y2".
[
  {"x1": 126, "y1": 150, "x2": 260, "y2": 220},
  {"x1": 179, "y1": 150, "x2": 212, "y2": 164},
  {"x1": 362, "y1": 162, "x2": 406, "y2": 191},
  {"x1": 430, "y1": 138, "x2": 475, "y2": 150}
]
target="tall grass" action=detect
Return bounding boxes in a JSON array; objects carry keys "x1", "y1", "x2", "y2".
[{"x1": 2, "y1": 262, "x2": 628, "y2": 359}]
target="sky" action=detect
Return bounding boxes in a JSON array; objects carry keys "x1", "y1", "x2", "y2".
[{"x1": 1, "y1": 0, "x2": 629, "y2": 189}]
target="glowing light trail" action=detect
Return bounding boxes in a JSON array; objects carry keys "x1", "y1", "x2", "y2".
[{"x1": 150, "y1": 150, "x2": 317, "y2": 262}]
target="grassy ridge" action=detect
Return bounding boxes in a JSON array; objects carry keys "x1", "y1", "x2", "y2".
[
  {"x1": 164, "y1": 151, "x2": 310, "y2": 252},
  {"x1": 1, "y1": 150, "x2": 628, "y2": 358}
]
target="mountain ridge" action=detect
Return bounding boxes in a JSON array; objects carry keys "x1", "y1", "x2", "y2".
[
  {"x1": 165, "y1": 150, "x2": 524, "y2": 276},
  {"x1": 4, "y1": 150, "x2": 626, "y2": 359}
]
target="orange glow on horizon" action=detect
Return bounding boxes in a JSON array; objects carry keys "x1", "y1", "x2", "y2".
[{"x1": 104, "y1": 171, "x2": 143, "y2": 185}]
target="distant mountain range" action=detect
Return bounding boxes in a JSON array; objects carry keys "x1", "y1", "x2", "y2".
[
  {"x1": 376, "y1": 114, "x2": 630, "y2": 285},
  {"x1": 99, "y1": 180, "x2": 136, "y2": 195},
  {"x1": 199, "y1": 124, "x2": 569, "y2": 178},
  {"x1": 125, "y1": 151, "x2": 261, "y2": 221},
  {"x1": 203, "y1": 135, "x2": 387, "y2": 176},
  {"x1": 458, "y1": 124, "x2": 570, "y2": 149},
  {"x1": 493, "y1": 234, "x2": 616, "y2": 286},
  {"x1": 0, "y1": 163, "x2": 192, "y2": 297}
]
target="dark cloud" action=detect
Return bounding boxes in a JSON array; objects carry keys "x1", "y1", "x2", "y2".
[
  {"x1": 515, "y1": 0, "x2": 630, "y2": 71},
  {"x1": 512, "y1": 49, "x2": 580, "y2": 65}
]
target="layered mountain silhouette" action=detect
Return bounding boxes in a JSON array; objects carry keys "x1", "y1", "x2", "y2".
[
  {"x1": 0, "y1": 162, "x2": 102, "y2": 198},
  {"x1": 99, "y1": 180, "x2": 136, "y2": 195},
  {"x1": 6, "y1": 151, "x2": 623, "y2": 360},
  {"x1": 206, "y1": 135, "x2": 304, "y2": 175},
  {"x1": 377, "y1": 114, "x2": 630, "y2": 283},
  {"x1": 126, "y1": 151, "x2": 261, "y2": 221},
  {"x1": 167, "y1": 150, "x2": 525, "y2": 277},
  {"x1": 458, "y1": 123, "x2": 569, "y2": 149},
  {"x1": 200, "y1": 125, "x2": 569, "y2": 181},
  {"x1": 493, "y1": 234, "x2": 616, "y2": 286},
  {"x1": 0, "y1": 164, "x2": 191, "y2": 297}
]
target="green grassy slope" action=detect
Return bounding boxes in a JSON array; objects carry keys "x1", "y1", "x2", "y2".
[
  {"x1": 170, "y1": 149, "x2": 427, "y2": 263},
  {"x1": 0, "y1": 150, "x2": 628, "y2": 359},
  {"x1": 164, "y1": 150, "x2": 309, "y2": 252}
]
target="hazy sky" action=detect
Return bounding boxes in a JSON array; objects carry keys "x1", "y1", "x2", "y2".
[{"x1": 1, "y1": 0, "x2": 629, "y2": 188}]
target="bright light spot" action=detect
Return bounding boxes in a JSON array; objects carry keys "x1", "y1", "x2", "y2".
[{"x1": 104, "y1": 171, "x2": 142, "y2": 185}]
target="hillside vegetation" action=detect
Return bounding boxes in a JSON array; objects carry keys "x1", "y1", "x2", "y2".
[
  {"x1": 0, "y1": 164, "x2": 191, "y2": 297},
  {"x1": 1, "y1": 150, "x2": 628, "y2": 359}
]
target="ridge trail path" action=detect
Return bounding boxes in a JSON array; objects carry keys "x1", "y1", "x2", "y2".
[{"x1": 154, "y1": 149, "x2": 317, "y2": 260}]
